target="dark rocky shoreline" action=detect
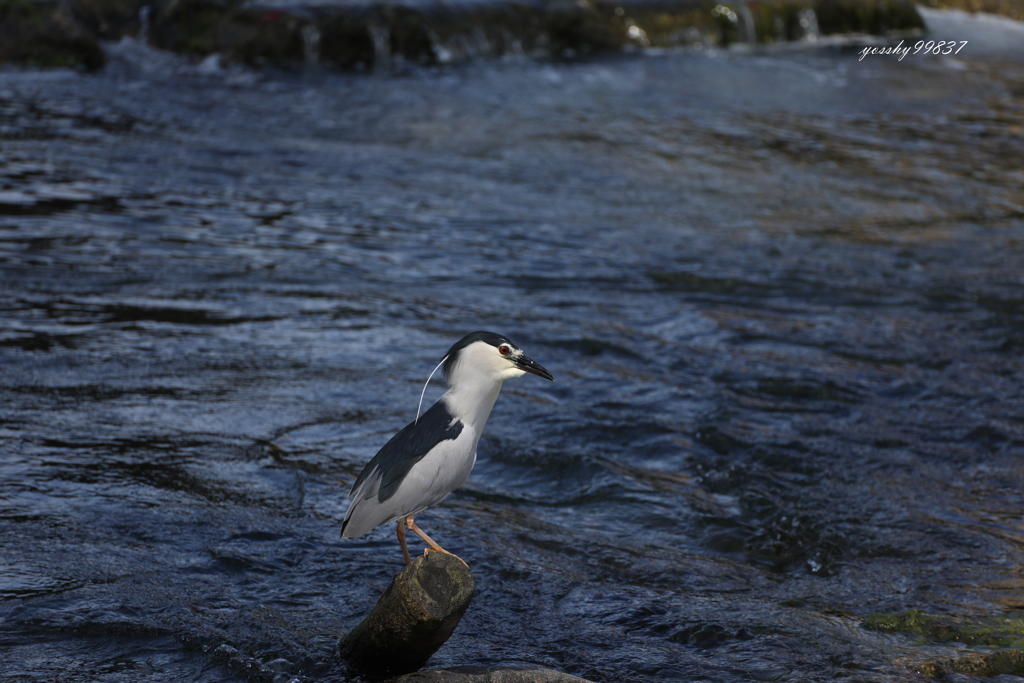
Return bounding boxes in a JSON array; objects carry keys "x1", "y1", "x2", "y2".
[{"x1": 1, "y1": 0, "x2": 937, "y2": 71}]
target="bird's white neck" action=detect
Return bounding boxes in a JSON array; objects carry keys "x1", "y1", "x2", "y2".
[
  {"x1": 435, "y1": 339, "x2": 527, "y2": 435},
  {"x1": 441, "y1": 376, "x2": 504, "y2": 435}
]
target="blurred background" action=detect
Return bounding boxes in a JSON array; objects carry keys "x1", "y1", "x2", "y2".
[{"x1": 1, "y1": 0, "x2": 1023, "y2": 681}]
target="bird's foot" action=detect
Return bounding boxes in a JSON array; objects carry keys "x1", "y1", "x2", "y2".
[{"x1": 424, "y1": 546, "x2": 469, "y2": 568}]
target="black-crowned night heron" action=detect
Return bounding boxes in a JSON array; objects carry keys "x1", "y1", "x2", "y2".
[{"x1": 341, "y1": 331, "x2": 554, "y2": 565}]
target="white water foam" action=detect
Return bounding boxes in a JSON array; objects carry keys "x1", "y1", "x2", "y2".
[{"x1": 917, "y1": 6, "x2": 1024, "y2": 57}]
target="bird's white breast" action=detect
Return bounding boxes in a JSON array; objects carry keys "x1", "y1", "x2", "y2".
[{"x1": 382, "y1": 424, "x2": 479, "y2": 521}]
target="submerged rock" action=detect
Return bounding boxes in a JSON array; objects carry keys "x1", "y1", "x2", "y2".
[
  {"x1": 339, "y1": 551, "x2": 475, "y2": 680},
  {"x1": 862, "y1": 610, "x2": 1024, "y2": 678},
  {"x1": 388, "y1": 665, "x2": 596, "y2": 682},
  {"x1": 862, "y1": 609, "x2": 1024, "y2": 648},
  {"x1": 918, "y1": 649, "x2": 1024, "y2": 678}
]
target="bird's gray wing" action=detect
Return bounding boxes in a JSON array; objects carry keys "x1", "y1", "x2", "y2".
[{"x1": 349, "y1": 400, "x2": 464, "y2": 504}]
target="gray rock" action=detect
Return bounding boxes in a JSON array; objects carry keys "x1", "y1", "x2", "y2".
[{"x1": 339, "y1": 551, "x2": 475, "y2": 680}]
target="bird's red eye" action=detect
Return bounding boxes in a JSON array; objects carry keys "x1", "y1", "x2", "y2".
[{"x1": 499, "y1": 345, "x2": 510, "y2": 356}]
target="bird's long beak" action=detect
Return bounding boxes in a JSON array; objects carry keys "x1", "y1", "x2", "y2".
[{"x1": 514, "y1": 354, "x2": 554, "y2": 381}]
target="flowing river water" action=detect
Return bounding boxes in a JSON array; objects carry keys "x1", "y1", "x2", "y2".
[{"x1": 2, "y1": 9, "x2": 1024, "y2": 682}]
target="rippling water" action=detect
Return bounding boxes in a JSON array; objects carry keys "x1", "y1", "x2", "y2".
[{"x1": 2, "y1": 14, "x2": 1024, "y2": 682}]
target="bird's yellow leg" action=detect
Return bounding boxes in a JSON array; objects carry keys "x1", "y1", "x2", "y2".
[
  {"x1": 396, "y1": 519, "x2": 411, "y2": 566},
  {"x1": 405, "y1": 516, "x2": 468, "y2": 568}
]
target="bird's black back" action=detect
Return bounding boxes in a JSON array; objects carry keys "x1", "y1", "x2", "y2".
[{"x1": 350, "y1": 400, "x2": 464, "y2": 505}]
